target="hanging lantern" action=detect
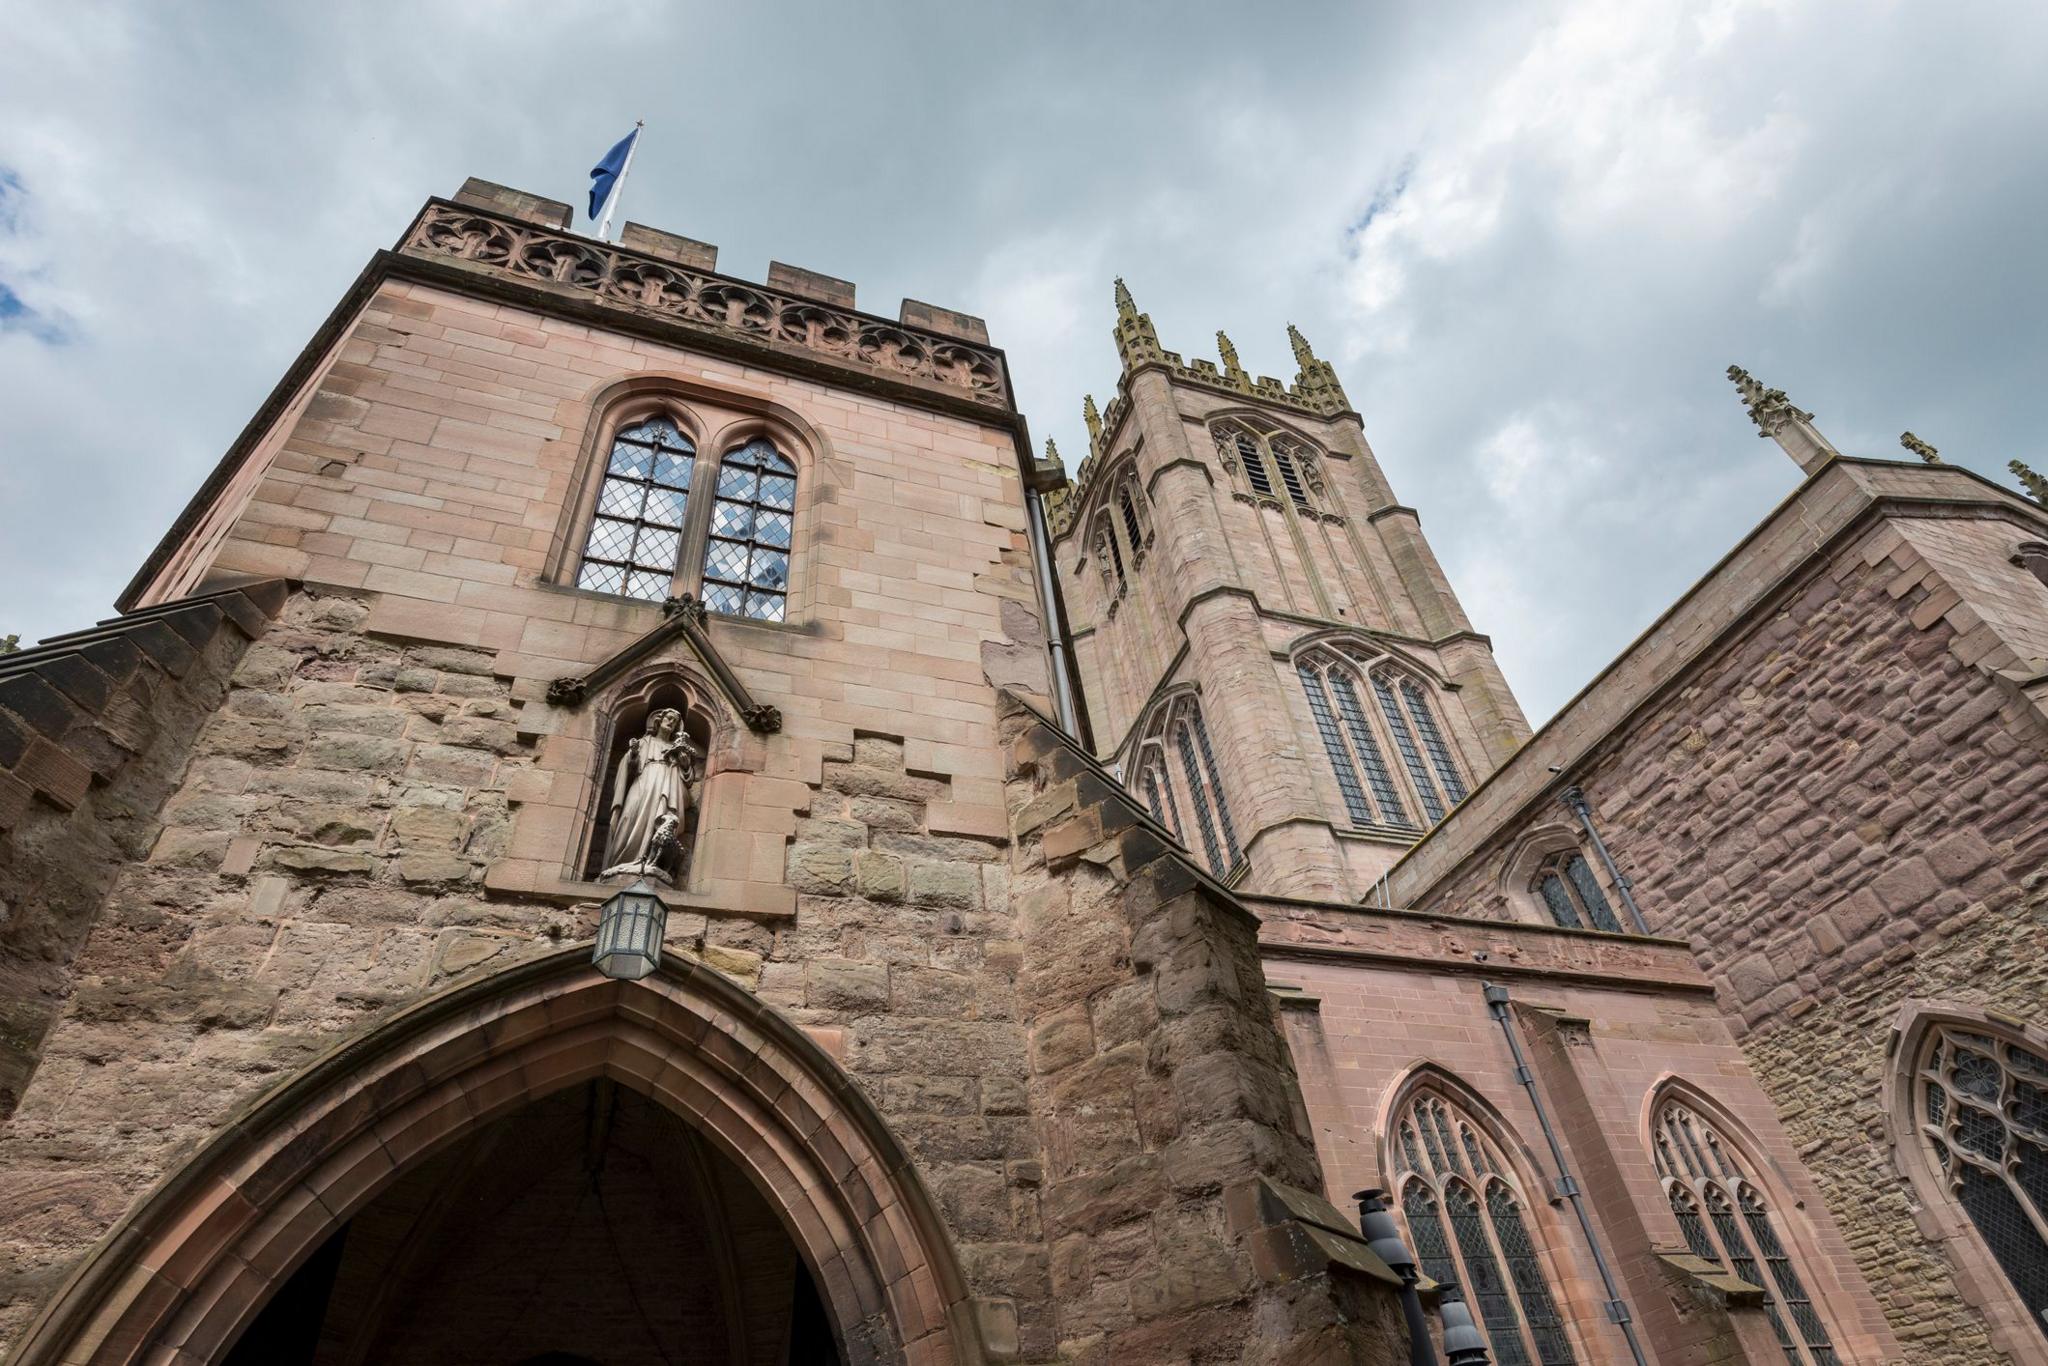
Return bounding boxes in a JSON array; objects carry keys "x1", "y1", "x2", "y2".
[{"x1": 593, "y1": 879, "x2": 667, "y2": 980}]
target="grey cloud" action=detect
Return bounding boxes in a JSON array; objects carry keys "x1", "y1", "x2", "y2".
[{"x1": 0, "y1": 0, "x2": 2041, "y2": 723}]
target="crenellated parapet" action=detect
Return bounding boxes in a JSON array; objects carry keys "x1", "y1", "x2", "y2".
[{"x1": 399, "y1": 194, "x2": 1011, "y2": 411}]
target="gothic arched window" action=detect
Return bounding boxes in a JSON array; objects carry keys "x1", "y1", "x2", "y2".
[
  {"x1": 1533, "y1": 853, "x2": 1622, "y2": 934},
  {"x1": 1653, "y1": 1099, "x2": 1839, "y2": 1365},
  {"x1": 1394, "y1": 1089, "x2": 1576, "y2": 1366},
  {"x1": 1092, "y1": 511, "x2": 1127, "y2": 601},
  {"x1": 700, "y1": 437, "x2": 795, "y2": 622},
  {"x1": 577, "y1": 417, "x2": 695, "y2": 601},
  {"x1": 569, "y1": 408, "x2": 802, "y2": 623},
  {"x1": 1910, "y1": 1021, "x2": 2048, "y2": 1336},
  {"x1": 1129, "y1": 695, "x2": 1240, "y2": 877},
  {"x1": 1212, "y1": 419, "x2": 1323, "y2": 511},
  {"x1": 1294, "y1": 648, "x2": 1468, "y2": 833}
]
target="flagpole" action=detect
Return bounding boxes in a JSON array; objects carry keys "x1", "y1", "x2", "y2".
[{"x1": 596, "y1": 120, "x2": 644, "y2": 244}]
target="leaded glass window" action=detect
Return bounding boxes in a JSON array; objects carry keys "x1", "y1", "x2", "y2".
[
  {"x1": 1393, "y1": 1090, "x2": 1576, "y2": 1366},
  {"x1": 1374, "y1": 674, "x2": 1446, "y2": 824},
  {"x1": 1913, "y1": 1023, "x2": 2048, "y2": 1338},
  {"x1": 577, "y1": 418, "x2": 694, "y2": 601},
  {"x1": 1534, "y1": 854, "x2": 1622, "y2": 934},
  {"x1": 1653, "y1": 1100, "x2": 1839, "y2": 1365},
  {"x1": 1125, "y1": 697, "x2": 1239, "y2": 879},
  {"x1": 1294, "y1": 650, "x2": 1470, "y2": 835},
  {"x1": 700, "y1": 437, "x2": 795, "y2": 622}
]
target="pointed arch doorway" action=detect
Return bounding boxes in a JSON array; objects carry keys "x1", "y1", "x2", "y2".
[{"x1": 10, "y1": 950, "x2": 979, "y2": 1366}]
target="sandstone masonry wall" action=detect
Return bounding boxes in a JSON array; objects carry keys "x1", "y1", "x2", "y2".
[{"x1": 1417, "y1": 520, "x2": 2048, "y2": 1363}]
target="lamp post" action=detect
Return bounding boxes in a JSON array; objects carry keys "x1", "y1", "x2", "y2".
[
  {"x1": 592, "y1": 879, "x2": 667, "y2": 980},
  {"x1": 1356, "y1": 1187, "x2": 1438, "y2": 1366},
  {"x1": 1436, "y1": 1283, "x2": 1492, "y2": 1365}
]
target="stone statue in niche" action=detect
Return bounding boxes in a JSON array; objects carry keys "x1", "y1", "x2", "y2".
[{"x1": 600, "y1": 708, "x2": 702, "y2": 883}]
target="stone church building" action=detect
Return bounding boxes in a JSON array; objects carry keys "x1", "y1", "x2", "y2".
[{"x1": 0, "y1": 178, "x2": 2042, "y2": 1364}]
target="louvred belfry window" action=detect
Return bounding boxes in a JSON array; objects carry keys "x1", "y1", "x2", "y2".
[
  {"x1": 1653, "y1": 1101, "x2": 1840, "y2": 1365},
  {"x1": 1394, "y1": 1090, "x2": 1576, "y2": 1366},
  {"x1": 578, "y1": 418, "x2": 694, "y2": 601},
  {"x1": 701, "y1": 437, "x2": 795, "y2": 622},
  {"x1": 1913, "y1": 1022, "x2": 2048, "y2": 1338}
]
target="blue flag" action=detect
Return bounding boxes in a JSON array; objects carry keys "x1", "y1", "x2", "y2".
[{"x1": 588, "y1": 126, "x2": 640, "y2": 221}]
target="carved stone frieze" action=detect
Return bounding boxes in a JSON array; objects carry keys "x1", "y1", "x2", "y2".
[{"x1": 404, "y1": 203, "x2": 1009, "y2": 409}]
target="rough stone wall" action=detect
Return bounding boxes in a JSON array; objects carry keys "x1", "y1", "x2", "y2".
[
  {"x1": 1417, "y1": 524, "x2": 2048, "y2": 1363},
  {"x1": 0, "y1": 584, "x2": 283, "y2": 1119},
  {"x1": 1001, "y1": 701, "x2": 1407, "y2": 1363}
]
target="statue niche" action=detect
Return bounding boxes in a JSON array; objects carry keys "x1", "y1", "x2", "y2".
[{"x1": 585, "y1": 684, "x2": 714, "y2": 885}]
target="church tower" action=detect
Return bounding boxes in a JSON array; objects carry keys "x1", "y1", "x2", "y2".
[{"x1": 1047, "y1": 283, "x2": 1529, "y2": 899}]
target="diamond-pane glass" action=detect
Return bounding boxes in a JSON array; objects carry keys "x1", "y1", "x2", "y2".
[
  {"x1": 1401, "y1": 677, "x2": 1469, "y2": 803},
  {"x1": 579, "y1": 418, "x2": 694, "y2": 600},
  {"x1": 1329, "y1": 669, "x2": 1411, "y2": 829},
  {"x1": 1300, "y1": 665, "x2": 1374, "y2": 826},
  {"x1": 1564, "y1": 854, "x2": 1624, "y2": 934},
  {"x1": 1395, "y1": 1090, "x2": 1575, "y2": 1366},
  {"x1": 701, "y1": 438, "x2": 794, "y2": 623},
  {"x1": 1176, "y1": 721, "x2": 1227, "y2": 876},
  {"x1": 1374, "y1": 674, "x2": 1446, "y2": 824},
  {"x1": 1189, "y1": 712, "x2": 1238, "y2": 861},
  {"x1": 1537, "y1": 874, "x2": 1582, "y2": 929},
  {"x1": 1655, "y1": 1102, "x2": 1837, "y2": 1364}
]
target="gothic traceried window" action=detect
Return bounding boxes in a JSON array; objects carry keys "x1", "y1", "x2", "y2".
[
  {"x1": 1395, "y1": 1089, "x2": 1576, "y2": 1366},
  {"x1": 700, "y1": 437, "x2": 795, "y2": 622},
  {"x1": 578, "y1": 417, "x2": 695, "y2": 601},
  {"x1": 571, "y1": 410, "x2": 802, "y2": 623},
  {"x1": 1912, "y1": 1022, "x2": 2048, "y2": 1336},
  {"x1": 1093, "y1": 512, "x2": 1127, "y2": 601},
  {"x1": 1534, "y1": 853, "x2": 1622, "y2": 934},
  {"x1": 1295, "y1": 648, "x2": 1470, "y2": 834},
  {"x1": 1653, "y1": 1100, "x2": 1840, "y2": 1366},
  {"x1": 1126, "y1": 696, "x2": 1240, "y2": 878},
  {"x1": 1213, "y1": 418, "x2": 1326, "y2": 512}
]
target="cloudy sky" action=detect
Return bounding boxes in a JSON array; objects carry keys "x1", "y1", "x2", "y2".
[{"x1": 1, "y1": 0, "x2": 2043, "y2": 722}]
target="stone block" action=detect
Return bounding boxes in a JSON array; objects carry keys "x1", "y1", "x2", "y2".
[
  {"x1": 787, "y1": 842, "x2": 854, "y2": 894},
  {"x1": 809, "y1": 958, "x2": 889, "y2": 1013},
  {"x1": 855, "y1": 851, "x2": 907, "y2": 902},
  {"x1": 908, "y1": 860, "x2": 981, "y2": 910},
  {"x1": 1031, "y1": 1004, "x2": 1094, "y2": 1075},
  {"x1": 272, "y1": 844, "x2": 378, "y2": 876}
]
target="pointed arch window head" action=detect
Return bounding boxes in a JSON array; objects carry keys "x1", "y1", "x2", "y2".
[
  {"x1": 1211, "y1": 419, "x2": 1324, "y2": 511},
  {"x1": 1394, "y1": 1089, "x2": 1575, "y2": 1366},
  {"x1": 1534, "y1": 852, "x2": 1622, "y2": 934},
  {"x1": 1127, "y1": 695, "x2": 1239, "y2": 878},
  {"x1": 1912, "y1": 1021, "x2": 2048, "y2": 1336},
  {"x1": 700, "y1": 437, "x2": 795, "y2": 622},
  {"x1": 1295, "y1": 648, "x2": 1468, "y2": 835},
  {"x1": 578, "y1": 417, "x2": 695, "y2": 601},
  {"x1": 1653, "y1": 1100, "x2": 1839, "y2": 1365}
]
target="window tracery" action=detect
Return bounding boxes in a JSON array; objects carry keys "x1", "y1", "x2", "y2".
[
  {"x1": 1211, "y1": 418, "x2": 1331, "y2": 514},
  {"x1": 1129, "y1": 695, "x2": 1240, "y2": 877},
  {"x1": 570, "y1": 407, "x2": 800, "y2": 624},
  {"x1": 1294, "y1": 646, "x2": 1468, "y2": 833},
  {"x1": 1909, "y1": 1021, "x2": 2048, "y2": 1336},
  {"x1": 1394, "y1": 1088, "x2": 1576, "y2": 1366},
  {"x1": 1652, "y1": 1099, "x2": 1839, "y2": 1365}
]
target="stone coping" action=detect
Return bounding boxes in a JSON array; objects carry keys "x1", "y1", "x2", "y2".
[{"x1": 1386, "y1": 458, "x2": 2048, "y2": 906}]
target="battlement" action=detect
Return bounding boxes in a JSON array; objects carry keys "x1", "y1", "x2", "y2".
[{"x1": 412, "y1": 178, "x2": 1008, "y2": 408}]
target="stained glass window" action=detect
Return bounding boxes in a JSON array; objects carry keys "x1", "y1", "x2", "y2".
[
  {"x1": 1653, "y1": 1100, "x2": 1839, "y2": 1365},
  {"x1": 1401, "y1": 677, "x2": 1468, "y2": 803},
  {"x1": 1394, "y1": 1089, "x2": 1576, "y2": 1366},
  {"x1": 1914, "y1": 1023, "x2": 2048, "y2": 1338},
  {"x1": 1534, "y1": 854, "x2": 1622, "y2": 934},
  {"x1": 700, "y1": 437, "x2": 795, "y2": 622},
  {"x1": 577, "y1": 417, "x2": 695, "y2": 601}
]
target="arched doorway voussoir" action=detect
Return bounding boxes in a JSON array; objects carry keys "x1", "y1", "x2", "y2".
[{"x1": 11, "y1": 948, "x2": 976, "y2": 1366}]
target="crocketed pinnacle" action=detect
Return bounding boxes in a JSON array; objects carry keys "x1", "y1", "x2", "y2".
[
  {"x1": 1726, "y1": 365, "x2": 1812, "y2": 432},
  {"x1": 1899, "y1": 432, "x2": 1942, "y2": 464},
  {"x1": 1043, "y1": 435, "x2": 1063, "y2": 469},
  {"x1": 1287, "y1": 323, "x2": 1317, "y2": 371},
  {"x1": 1082, "y1": 394, "x2": 1103, "y2": 445},
  {"x1": 1216, "y1": 330, "x2": 1242, "y2": 375},
  {"x1": 1114, "y1": 277, "x2": 1136, "y2": 318},
  {"x1": 2012, "y1": 459, "x2": 2048, "y2": 506}
]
